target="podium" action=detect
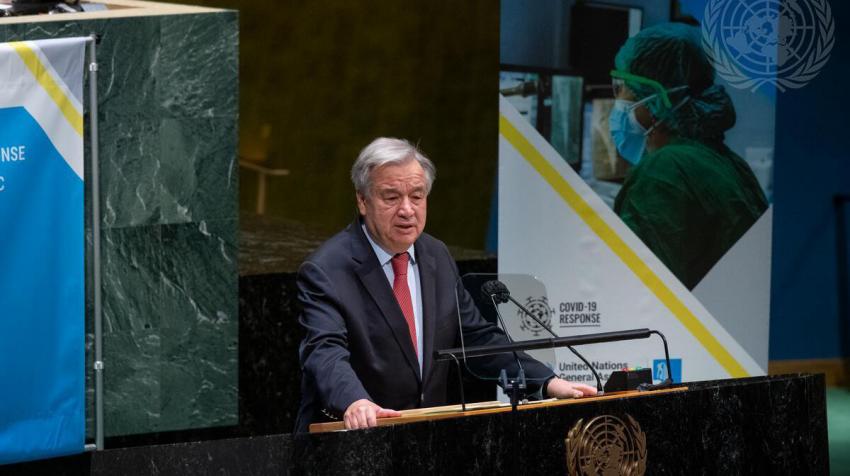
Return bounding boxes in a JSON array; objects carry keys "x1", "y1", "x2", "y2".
[
  {"x1": 293, "y1": 374, "x2": 827, "y2": 474},
  {"x1": 7, "y1": 374, "x2": 828, "y2": 475}
]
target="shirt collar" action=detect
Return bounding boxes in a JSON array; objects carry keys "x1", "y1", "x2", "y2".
[{"x1": 361, "y1": 224, "x2": 416, "y2": 266}]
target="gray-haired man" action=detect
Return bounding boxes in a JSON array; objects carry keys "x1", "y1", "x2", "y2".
[{"x1": 295, "y1": 137, "x2": 596, "y2": 432}]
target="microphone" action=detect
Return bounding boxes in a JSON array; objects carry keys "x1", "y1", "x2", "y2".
[
  {"x1": 481, "y1": 279, "x2": 604, "y2": 394},
  {"x1": 480, "y1": 279, "x2": 509, "y2": 304},
  {"x1": 478, "y1": 280, "x2": 527, "y2": 410}
]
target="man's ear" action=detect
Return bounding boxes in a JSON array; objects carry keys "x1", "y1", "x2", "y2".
[{"x1": 356, "y1": 192, "x2": 367, "y2": 216}]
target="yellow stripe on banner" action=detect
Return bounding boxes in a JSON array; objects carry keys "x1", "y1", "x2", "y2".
[
  {"x1": 10, "y1": 42, "x2": 83, "y2": 137},
  {"x1": 499, "y1": 114, "x2": 748, "y2": 378}
]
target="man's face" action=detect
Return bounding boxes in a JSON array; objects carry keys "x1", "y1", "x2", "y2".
[{"x1": 357, "y1": 159, "x2": 428, "y2": 254}]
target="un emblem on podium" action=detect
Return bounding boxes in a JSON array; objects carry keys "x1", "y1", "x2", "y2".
[{"x1": 566, "y1": 414, "x2": 647, "y2": 476}]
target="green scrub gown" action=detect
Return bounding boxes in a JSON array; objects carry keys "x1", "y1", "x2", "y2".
[{"x1": 614, "y1": 137, "x2": 768, "y2": 289}]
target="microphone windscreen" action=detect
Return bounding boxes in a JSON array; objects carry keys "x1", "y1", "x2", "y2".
[{"x1": 480, "y1": 280, "x2": 510, "y2": 303}]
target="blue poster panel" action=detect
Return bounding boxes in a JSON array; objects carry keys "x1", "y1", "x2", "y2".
[{"x1": 0, "y1": 38, "x2": 87, "y2": 465}]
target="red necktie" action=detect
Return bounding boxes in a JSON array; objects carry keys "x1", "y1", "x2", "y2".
[{"x1": 391, "y1": 252, "x2": 417, "y2": 355}]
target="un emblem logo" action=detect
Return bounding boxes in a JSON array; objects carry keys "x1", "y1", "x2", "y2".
[
  {"x1": 566, "y1": 414, "x2": 647, "y2": 476},
  {"x1": 517, "y1": 296, "x2": 553, "y2": 337},
  {"x1": 701, "y1": 0, "x2": 835, "y2": 92}
]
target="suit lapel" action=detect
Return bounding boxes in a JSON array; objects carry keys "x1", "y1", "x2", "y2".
[
  {"x1": 416, "y1": 240, "x2": 438, "y2": 386},
  {"x1": 350, "y1": 223, "x2": 421, "y2": 382}
]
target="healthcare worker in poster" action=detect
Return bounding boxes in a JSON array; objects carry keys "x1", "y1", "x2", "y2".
[{"x1": 609, "y1": 23, "x2": 769, "y2": 290}]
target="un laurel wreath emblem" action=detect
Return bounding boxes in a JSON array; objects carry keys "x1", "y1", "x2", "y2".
[
  {"x1": 701, "y1": 0, "x2": 835, "y2": 92},
  {"x1": 566, "y1": 415, "x2": 647, "y2": 476}
]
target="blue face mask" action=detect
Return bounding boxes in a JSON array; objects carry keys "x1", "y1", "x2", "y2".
[
  {"x1": 608, "y1": 99, "x2": 648, "y2": 165},
  {"x1": 608, "y1": 86, "x2": 691, "y2": 165}
]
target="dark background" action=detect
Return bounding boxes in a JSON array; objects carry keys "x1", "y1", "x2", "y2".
[{"x1": 195, "y1": 0, "x2": 501, "y2": 251}]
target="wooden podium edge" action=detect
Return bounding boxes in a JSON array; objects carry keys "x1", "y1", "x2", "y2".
[
  {"x1": 309, "y1": 386, "x2": 688, "y2": 433},
  {"x1": 0, "y1": 0, "x2": 227, "y2": 25}
]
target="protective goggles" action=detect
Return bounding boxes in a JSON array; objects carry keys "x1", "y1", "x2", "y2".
[{"x1": 611, "y1": 69, "x2": 677, "y2": 108}]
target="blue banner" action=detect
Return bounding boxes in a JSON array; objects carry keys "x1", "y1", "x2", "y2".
[{"x1": 0, "y1": 38, "x2": 86, "y2": 465}]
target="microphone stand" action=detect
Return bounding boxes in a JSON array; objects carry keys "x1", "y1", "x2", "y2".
[
  {"x1": 489, "y1": 295, "x2": 529, "y2": 413},
  {"x1": 499, "y1": 368, "x2": 526, "y2": 413},
  {"x1": 637, "y1": 330, "x2": 673, "y2": 390}
]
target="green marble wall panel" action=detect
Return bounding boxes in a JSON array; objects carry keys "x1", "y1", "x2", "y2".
[
  {"x1": 159, "y1": 14, "x2": 239, "y2": 120},
  {"x1": 95, "y1": 17, "x2": 162, "y2": 126},
  {"x1": 101, "y1": 225, "x2": 162, "y2": 332},
  {"x1": 158, "y1": 220, "x2": 238, "y2": 431},
  {"x1": 103, "y1": 328, "x2": 161, "y2": 434},
  {"x1": 159, "y1": 117, "x2": 238, "y2": 223},
  {"x1": 4, "y1": 10, "x2": 239, "y2": 438},
  {"x1": 99, "y1": 119, "x2": 163, "y2": 227}
]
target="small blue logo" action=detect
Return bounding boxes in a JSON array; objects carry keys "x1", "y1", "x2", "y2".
[{"x1": 653, "y1": 359, "x2": 682, "y2": 383}]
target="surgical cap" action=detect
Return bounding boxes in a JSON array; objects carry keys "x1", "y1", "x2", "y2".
[{"x1": 614, "y1": 22, "x2": 736, "y2": 142}]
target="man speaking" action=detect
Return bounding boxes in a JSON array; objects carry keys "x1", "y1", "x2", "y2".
[{"x1": 295, "y1": 137, "x2": 596, "y2": 432}]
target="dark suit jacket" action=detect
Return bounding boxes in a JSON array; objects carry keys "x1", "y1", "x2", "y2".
[{"x1": 294, "y1": 221, "x2": 554, "y2": 433}]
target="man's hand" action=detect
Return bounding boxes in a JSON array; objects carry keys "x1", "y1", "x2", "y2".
[
  {"x1": 343, "y1": 399, "x2": 403, "y2": 430},
  {"x1": 545, "y1": 377, "x2": 598, "y2": 399}
]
